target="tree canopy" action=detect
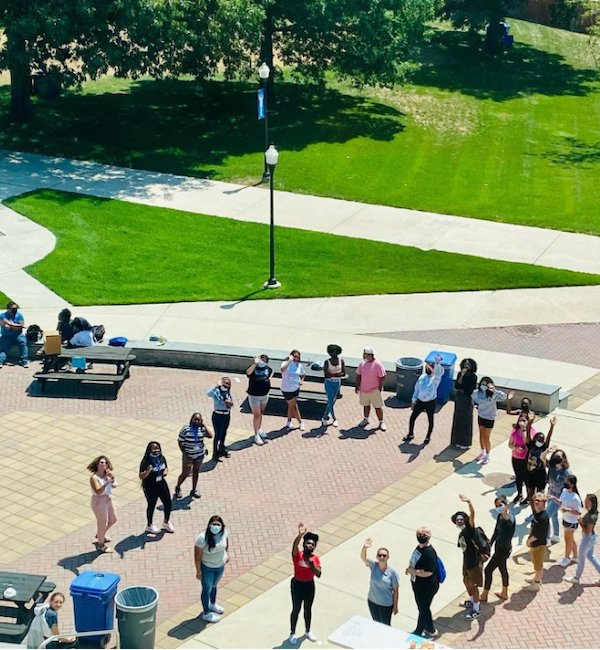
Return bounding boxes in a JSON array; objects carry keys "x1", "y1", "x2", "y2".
[{"x1": 438, "y1": 0, "x2": 527, "y2": 31}]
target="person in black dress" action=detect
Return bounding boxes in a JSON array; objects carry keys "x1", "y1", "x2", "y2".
[
  {"x1": 481, "y1": 495, "x2": 515, "y2": 602},
  {"x1": 451, "y1": 358, "x2": 478, "y2": 449},
  {"x1": 406, "y1": 527, "x2": 440, "y2": 638}
]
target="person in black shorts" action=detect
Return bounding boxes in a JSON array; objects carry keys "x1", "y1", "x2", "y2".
[{"x1": 481, "y1": 495, "x2": 515, "y2": 602}]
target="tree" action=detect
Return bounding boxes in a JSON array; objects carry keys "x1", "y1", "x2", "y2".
[{"x1": 438, "y1": 0, "x2": 527, "y2": 32}]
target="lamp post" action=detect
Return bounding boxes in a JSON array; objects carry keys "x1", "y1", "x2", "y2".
[
  {"x1": 263, "y1": 144, "x2": 281, "y2": 289},
  {"x1": 258, "y1": 62, "x2": 270, "y2": 182}
]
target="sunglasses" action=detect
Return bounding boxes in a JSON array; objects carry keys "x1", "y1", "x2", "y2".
[
  {"x1": 377, "y1": 553, "x2": 388, "y2": 558},
  {"x1": 534, "y1": 499, "x2": 546, "y2": 503}
]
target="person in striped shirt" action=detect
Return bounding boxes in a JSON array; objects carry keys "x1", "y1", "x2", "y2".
[{"x1": 174, "y1": 412, "x2": 213, "y2": 499}]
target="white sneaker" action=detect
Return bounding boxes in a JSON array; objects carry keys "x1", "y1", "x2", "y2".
[
  {"x1": 305, "y1": 631, "x2": 317, "y2": 642},
  {"x1": 564, "y1": 576, "x2": 580, "y2": 584},
  {"x1": 559, "y1": 557, "x2": 572, "y2": 567},
  {"x1": 481, "y1": 456, "x2": 490, "y2": 465},
  {"x1": 259, "y1": 429, "x2": 268, "y2": 439},
  {"x1": 145, "y1": 524, "x2": 160, "y2": 534},
  {"x1": 286, "y1": 419, "x2": 293, "y2": 429},
  {"x1": 299, "y1": 422, "x2": 306, "y2": 431},
  {"x1": 550, "y1": 535, "x2": 561, "y2": 544},
  {"x1": 288, "y1": 634, "x2": 298, "y2": 645},
  {"x1": 358, "y1": 417, "x2": 369, "y2": 427},
  {"x1": 254, "y1": 434, "x2": 264, "y2": 446},
  {"x1": 332, "y1": 419, "x2": 339, "y2": 428},
  {"x1": 201, "y1": 612, "x2": 221, "y2": 623},
  {"x1": 475, "y1": 451, "x2": 485, "y2": 461},
  {"x1": 209, "y1": 603, "x2": 225, "y2": 614},
  {"x1": 161, "y1": 521, "x2": 175, "y2": 533},
  {"x1": 321, "y1": 418, "x2": 329, "y2": 426},
  {"x1": 379, "y1": 421, "x2": 387, "y2": 431}
]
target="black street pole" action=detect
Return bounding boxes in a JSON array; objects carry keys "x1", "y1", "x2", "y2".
[
  {"x1": 262, "y1": 78, "x2": 270, "y2": 182},
  {"x1": 265, "y1": 164, "x2": 280, "y2": 287}
]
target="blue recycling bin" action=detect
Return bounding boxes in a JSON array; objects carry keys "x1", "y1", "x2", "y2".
[
  {"x1": 425, "y1": 350, "x2": 457, "y2": 404},
  {"x1": 70, "y1": 571, "x2": 120, "y2": 645}
]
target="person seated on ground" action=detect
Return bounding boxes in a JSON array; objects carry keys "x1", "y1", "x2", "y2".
[
  {"x1": 0, "y1": 301, "x2": 29, "y2": 368},
  {"x1": 69, "y1": 316, "x2": 96, "y2": 348}
]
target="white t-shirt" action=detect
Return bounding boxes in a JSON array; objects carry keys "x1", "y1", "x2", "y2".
[
  {"x1": 280, "y1": 361, "x2": 305, "y2": 392},
  {"x1": 560, "y1": 489, "x2": 582, "y2": 524},
  {"x1": 195, "y1": 529, "x2": 228, "y2": 568}
]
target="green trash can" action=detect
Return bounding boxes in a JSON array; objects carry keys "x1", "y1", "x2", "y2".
[{"x1": 115, "y1": 586, "x2": 159, "y2": 649}]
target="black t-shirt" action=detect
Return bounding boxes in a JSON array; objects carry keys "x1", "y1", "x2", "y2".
[
  {"x1": 247, "y1": 365, "x2": 273, "y2": 396},
  {"x1": 58, "y1": 321, "x2": 74, "y2": 343},
  {"x1": 458, "y1": 527, "x2": 480, "y2": 570},
  {"x1": 492, "y1": 513, "x2": 516, "y2": 550},
  {"x1": 530, "y1": 510, "x2": 549, "y2": 547},
  {"x1": 454, "y1": 372, "x2": 477, "y2": 396},
  {"x1": 411, "y1": 544, "x2": 439, "y2": 589},
  {"x1": 526, "y1": 440, "x2": 548, "y2": 473},
  {"x1": 140, "y1": 454, "x2": 168, "y2": 487}
]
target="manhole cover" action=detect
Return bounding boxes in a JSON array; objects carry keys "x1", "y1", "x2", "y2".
[
  {"x1": 514, "y1": 325, "x2": 543, "y2": 337},
  {"x1": 481, "y1": 472, "x2": 515, "y2": 488}
]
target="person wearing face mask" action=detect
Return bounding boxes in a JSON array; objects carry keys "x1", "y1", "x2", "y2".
[
  {"x1": 87, "y1": 455, "x2": 118, "y2": 553},
  {"x1": 403, "y1": 356, "x2": 443, "y2": 445},
  {"x1": 246, "y1": 354, "x2": 273, "y2": 446},
  {"x1": 289, "y1": 523, "x2": 322, "y2": 644},
  {"x1": 564, "y1": 494, "x2": 600, "y2": 585},
  {"x1": 139, "y1": 441, "x2": 174, "y2": 534},
  {"x1": 406, "y1": 527, "x2": 440, "y2": 638},
  {"x1": 174, "y1": 412, "x2": 213, "y2": 499},
  {"x1": 451, "y1": 358, "x2": 478, "y2": 449},
  {"x1": 525, "y1": 492, "x2": 549, "y2": 591},
  {"x1": 0, "y1": 301, "x2": 29, "y2": 368},
  {"x1": 208, "y1": 377, "x2": 234, "y2": 461},
  {"x1": 548, "y1": 474, "x2": 582, "y2": 567},
  {"x1": 508, "y1": 414, "x2": 532, "y2": 504},
  {"x1": 472, "y1": 377, "x2": 507, "y2": 464},
  {"x1": 481, "y1": 495, "x2": 515, "y2": 602},
  {"x1": 506, "y1": 393, "x2": 533, "y2": 416},
  {"x1": 195, "y1": 515, "x2": 229, "y2": 623},
  {"x1": 524, "y1": 415, "x2": 556, "y2": 518},
  {"x1": 360, "y1": 538, "x2": 399, "y2": 626},
  {"x1": 543, "y1": 447, "x2": 573, "y2": 544},
  {"x1": 356, "y1": 346, "x2": 387, "y2": 431}
]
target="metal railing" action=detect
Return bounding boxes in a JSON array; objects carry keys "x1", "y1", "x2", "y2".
[{"x1": 39, "y1": 628, "x2": 119, "y2": 649}]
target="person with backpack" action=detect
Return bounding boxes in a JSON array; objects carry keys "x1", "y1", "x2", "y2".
[
  {"x1": 27, "y1": 592, "x2": 75, "y2": 648},
  {"x1": 480, "y1": 495, "x2": 515, "y2": 602},
  {"x1": 451, "y1": 494, "x2": 490, "y2": 620},
  {"x1": 406, "y1": 527, "x2": 441, "y2": 639}
]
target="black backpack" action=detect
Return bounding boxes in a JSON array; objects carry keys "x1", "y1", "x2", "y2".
[
  {"x1": 26, "y1": 324, "x2": 43, "y2": 343},
  {"x1": 474, "y1": 526, "x2": 491, "y2": 557},
  {"x1": 92, "y1": 324, "x2": 106, "y2": 342}
]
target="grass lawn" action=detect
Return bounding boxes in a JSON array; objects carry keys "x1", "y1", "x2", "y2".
[
  {"x1": 2, "y1": 20, "x2": 600, "y2": 234},
  {"x1": 0, "y1": 292, "x2": 10, "y2": 307},
  {"x1": 5, "y1": 189, "x2": 600, "y2": 306}
]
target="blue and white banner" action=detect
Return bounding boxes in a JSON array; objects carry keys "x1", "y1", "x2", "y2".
[{"x1": 257, "y1": 88, "x2": 265, "y2": 120}]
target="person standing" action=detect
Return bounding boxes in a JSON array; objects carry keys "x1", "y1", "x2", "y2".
[
  {"x1": 246, "y1": 354, "x2": 273, "y2": 446},
  {"x1": 322, "y1": 344, "x2": 345, "y2": 428},
  {"x1": 549, "y1": 475, "x2": 582, "y2": 567},
  {"x1": 194, "y1": 516, "x2": 229, "y2": 623},
  {"x1": 356, "y1": 346, "x2": 387, "y2": 431},
  {"x1": 207, "y1": 377, "x2": 233, "y2": 461},
  {"x1": 481, "y1": 495, "x2": 515, "y2": 602},
  {"x1": 0, "y1": 301, "x2": 28, "y2": 368},
  {"x1": 508, "y1": 415, "x2": 530, "y2": 505},
  {"x1": 451, "y1": 358, "x2": 478, "y2": 449},
  {"x1": 564, "y1": 494, "x2": 600, "y2": 585},
  {"x1": 406, "y1": 527, "x2": 440, "y2": 638},
  {"x1": 87, "y1": 456, "x2": 117, "y2": 554},
  {"x1": 289, "y1": 523, "x2": 321, "y2": 644},
  {"x1": 174, "y1": 412, "x2": 213, "y2": 499},
  {"x1": 403, "y1": 356, "x2": 442, "y2": 445},
  {"x1": 281, "y1": 350, "x2": 306, "y2": 431},
  {"x1": 139, "y1": 441, "x2": 174, "y2": 534},
  {"x1": 525, "y1": 492, "x2": 550, "y2": 591},
  {"x1": 451, "y1": 495, "x2": 488, "y2": 620},
  {"x1": 472, "y1": 377, "x2": 507, "y2": 465},
  {"x1": 543, "y1": 447, "x2": 573, "y2": 544},
  {"x1": 524, "y1": 416, "x2": 556, "y2": 516},
  {"x1": 360, "y1": 538, "x2": 399, "y2": 626}
]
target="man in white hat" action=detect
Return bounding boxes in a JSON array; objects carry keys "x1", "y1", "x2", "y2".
[{"x1": 355, "y1": 346, "x2": 387, "y2": 431}]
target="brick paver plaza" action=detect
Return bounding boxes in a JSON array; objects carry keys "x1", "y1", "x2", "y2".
[{"x1": 2, "y1": 359, "x2": 600, "y2": 649}]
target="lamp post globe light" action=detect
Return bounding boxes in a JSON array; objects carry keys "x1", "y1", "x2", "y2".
[
  {"x1": 259, "y1": 62, "x2": 271, "y2": 182},
  {"x1": 264, "y1": 144, "x2": 281, "y2": 289}
]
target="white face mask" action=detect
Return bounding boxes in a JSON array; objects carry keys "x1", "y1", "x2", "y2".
[
  {"x1": 518, "y1": 420, "x2": 527, "y2": 429},
  {"x1": 458, "y1": 524, "x2": 466, "y2": 531},
  {"x1": 535, "y1": 440, "x2": 544, "y2": 448}
]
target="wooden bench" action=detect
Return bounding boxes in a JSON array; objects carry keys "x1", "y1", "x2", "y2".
[{"x1": 34, "y1": 371, "x2": 127, "y2": 397}]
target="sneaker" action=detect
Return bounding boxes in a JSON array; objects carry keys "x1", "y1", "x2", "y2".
[
  {"x1": 145, "y1": 524, "x2": 160, "y2": 534},
  {"x1": 481, "y1": 456, "x2": 490, "y2": 465},
  {"x1": 358, "y1": 417, "x2": 369, "y2": 428},
  {"x1": 402, "y1": 434, "x2": 414, "y2": 443},
  {"x1": 286, "y1": 419, "x2": 293, "y2": 429},
  {"x1": 305, "y1": 631, "x2": 317, "y2": 642},
  {"x1": 20, "y1": 359, "x2": 29, "y2": 368},
  {"x1": 423, "y1": 630, "x2": 438, "y2": 639},
  {"x1": 96, "y1": 544, "x2": 113, "y2": 554},
  {"x1": 288, "y1": 634, "x2": 298, "y2": 645},
  {"x1": 559, "y1": 557, "x2": 572, "y2": 567},
  {"x1": 455, "y1": 444, "x2": 469, "y2": 449},
  {"x1": 423, "y1": 436, "x2": 431, "y2": 446},
  {"x1": 332, "y1": 419, "x2": 339, "y2": 428},
  {"x1": 259, "y1": 429, "x2": 268, "y2": 439},
  {"x1": 161, "y1": 521, "x2": 175, "y2": 533},
  {"x1": 209, "y1": 603, "x2": 224, "y2": 614},
  {"x1": 190, "y1": 489, "x2": 201, "y2": 499},
  {"x1": 512, "y1": 494, "x2": 522, "y2": 504},
  {"x1": 464, "y1": 610, "x2": 481, "y2": 620},
  {"x1": 299, "y1": 422, "x2": 306, "y2": 431},
  {"x1": 379, "y1": 421, "x2": 387, "y2": 432},
  {"x1": 564, "y1": 576, "x2": 580, "y2": 584},
  {"x1": 174, "y1": 487, "x2": 182, "y2": 499},
  {"x1": 525, "y1": 581, "x2": 541, "y2": 591},
  {"x1": 458, "y1": 600, "x2": 474, "y2": 609},
  {"x1": 321, "y1": 418, "x2": 329, "y2": 426},
  {"x1": 475, "y1": 451, "x2": 485, "y2": 461},
  {"x1": 201, "y1": 612, "x2": 221, "y2": 623},
  {"x1": 550, "y1": 535, "x2": 561, "y2": 544},
  {"x1": 253, "y1": 434, "x2": 264, "y2": 446}
]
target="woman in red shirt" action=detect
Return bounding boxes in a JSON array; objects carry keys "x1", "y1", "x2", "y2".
[{"x1": 289, "y1": 523, "x2": 322, "y2": 645}]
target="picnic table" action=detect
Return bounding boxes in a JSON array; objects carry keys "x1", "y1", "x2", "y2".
[
  {"x1": 34, "y1": 346, "x2": 136, "y2": 397},
  {"x1": 0, "y1": 571, "x2": 55, "y2": 643}
]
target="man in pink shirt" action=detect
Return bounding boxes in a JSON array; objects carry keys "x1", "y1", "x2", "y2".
[{"x1": 355, "y1": 346, "x2": 387, "y2": 431}]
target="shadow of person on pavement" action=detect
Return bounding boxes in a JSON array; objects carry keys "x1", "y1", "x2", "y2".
[
  {"x1": 338, "y1": 425, "x2": 378, "y2": 440},
  {"x1": 57, "y1": 549, "x2": 103, "y2": 576},
  {"x1": 114, "y1": 533, "x2": 164, "y2": 558},
  {"x1": 502, "y1": 588, "x2": 538, "y2": 612},
  {"x1": 398, "y1": 439, "x2": 426, "y2": 463},
  {"x1": 167, "y1": 616, "x2": 207, "y2": 640},
  {"x1": 273, "y1": 637, "x2": 307, "y2": 649}
]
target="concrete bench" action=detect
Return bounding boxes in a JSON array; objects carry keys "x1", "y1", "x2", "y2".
[
  {"x1": 268, "y1": 387, "x2": 328, "y2": 404},
  {"x1": 33, "y1": 371, "x2": 127, "y2": 397}
]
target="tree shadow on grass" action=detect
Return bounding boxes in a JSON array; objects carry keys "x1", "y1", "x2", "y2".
[
  {"x1": 540, "y1": 136, "x2": 600, "y2": 167},
  {"x1": 0, "y1": 79, "x2": 405, "y2": 179},
  {"x1": 412, "y1": 29, "x2": 598, "y2": 101}
]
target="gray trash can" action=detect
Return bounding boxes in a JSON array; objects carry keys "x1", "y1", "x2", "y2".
[
  {"x1": 396, "y1": 357, "x2": 423, "y2": 403},
  {"x1": 115, "y1": 586, "x2": 159, "y2": 649}
]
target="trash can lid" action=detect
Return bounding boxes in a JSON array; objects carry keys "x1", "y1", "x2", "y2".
[
  {"x1": 115, "y1": 586, "x2": 159, "y2": 613},
  {"x1": 396, "y1": 357, "x2": 423, "y2": 369},
  {"x1": 70, "y1": 571, "x2": 121, "y2": 596},
  {"x1": 425, "y1": 351, "x2": 457, "y2": 366}
]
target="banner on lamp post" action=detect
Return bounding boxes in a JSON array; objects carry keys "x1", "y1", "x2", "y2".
[{"x1": 257, "y1": 88, "x2": 265, "y2": 120}]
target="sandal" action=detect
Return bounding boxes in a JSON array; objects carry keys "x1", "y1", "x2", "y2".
[{"x1": 494, "y1": 592, "x2": 508, "y2": 601}]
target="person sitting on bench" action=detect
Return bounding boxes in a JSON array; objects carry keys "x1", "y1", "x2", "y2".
[
  {"x1": 0, "y1": 301, "x2": 29, "y2": 368},
  {"x1": 69, "y1": 317, "x2": 96, "y2": 348}
]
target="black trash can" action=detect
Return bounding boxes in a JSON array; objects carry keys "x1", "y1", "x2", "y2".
[
  {"x1": 115, "y1": 586, "x2": 159, "y2": 649},
  {"x1": 396, "y1": 357, "x2": 423, "y2": 403}
]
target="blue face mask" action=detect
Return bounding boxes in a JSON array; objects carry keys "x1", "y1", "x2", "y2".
[
  {"x1": 494, "y1": 506, "x2": 504, "y2": 515},
  {"x1": 257, "y1": 360, "x2": 266, "y2": 368},
  {"x1": 210, "y1": 524, "x2": 222, "y2": 535}
]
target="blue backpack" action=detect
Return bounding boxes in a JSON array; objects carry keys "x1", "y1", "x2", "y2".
[{"x1": 437, "y1": 556, "x2": 447, "y2": 583}]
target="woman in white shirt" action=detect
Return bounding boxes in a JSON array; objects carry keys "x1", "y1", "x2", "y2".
[
  {"x1": 281, "y1": 350, "x2": 306, "y2": 431},
  {"x1": 549, "y1": 475, "x2": 582, "y2": 567},
  {"x1": 87, "y1": 455, "x2": 118, "y2": 553},
  {"x1": 69, "y1": 317, "x2": 96, "y2": 348},
  {"x1": 194, "y1": 515, "x2": 229, "y2": 624}
]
